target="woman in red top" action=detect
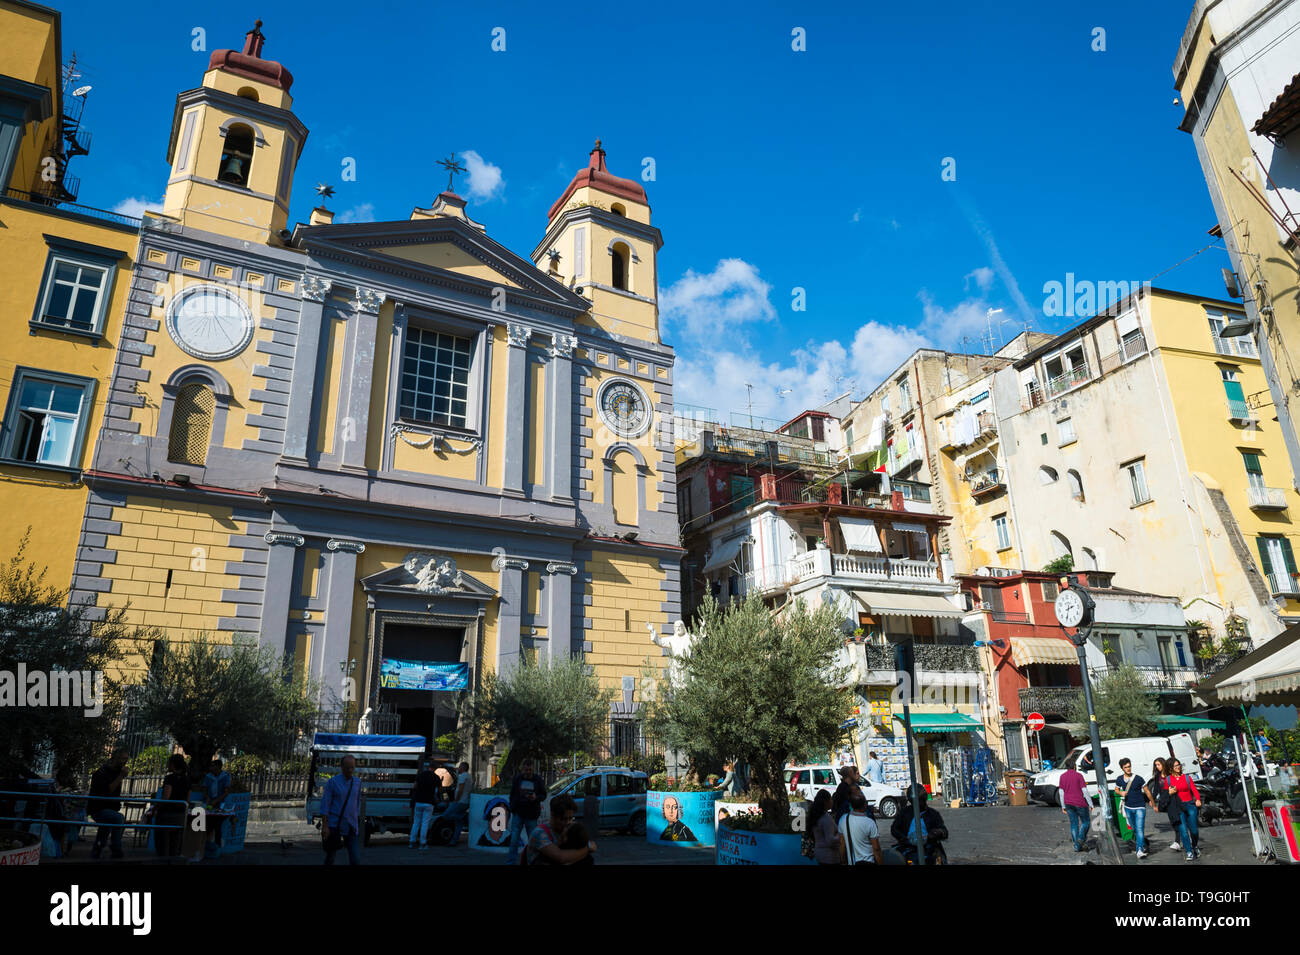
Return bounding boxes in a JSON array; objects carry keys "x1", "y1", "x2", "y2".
[{"x1": 1165, "y1": 759, "x2": 1201, "y2": 861}]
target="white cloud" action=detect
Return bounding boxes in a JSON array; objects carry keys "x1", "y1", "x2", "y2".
[
  {"x1": 462, "y1": 150, "x2": 505, "y2": 203},
  {"x1": 851, "y1": 208, "x2": 862, "y2": 223},
  {"x1": 336, "y1": 203, "x2": 376, "y2": 224},
  {"x1": 112, "y1": 196, "x2": 163, "y2": 218},
  {"x1": 964, "y1": 266, "x2": 994, "y2": 292},
  {"x1": 660, "y1": 258, "x2": 776, "y2": 341}
]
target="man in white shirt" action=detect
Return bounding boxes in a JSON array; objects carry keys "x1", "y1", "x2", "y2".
[
  {"x1": 838, "y1": 789, "x2": 883, "y2": 864},
  {"x1": 863, "y1": 752, "x2": 885, "y2": 785}
]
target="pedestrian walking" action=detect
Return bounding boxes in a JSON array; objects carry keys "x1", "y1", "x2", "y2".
[
  {"x1": 1116, "y1": 758, "x2": 1151, "y2": 859},
  {"x1": 409, "y1": 759, "x2": 440, "y2": 850},
  {"x1": 832, "y1": 764, "x2": 860, "y2": 822},
  {"x1": 89, "y1": 749, "x2": 129, "y2": 860},
  {"x1": 837, "y1": 788, "x2": 883, "y2": 865},
  {"x1": 1059, "y1": 755, "x2": 1092, "y2": 852},
  {"x1": 202, "y1": 759, "x2": 231, "y2": 850},
  {"x1": 1149, "y1": 757, "x2": 1182, "y2": 852},
  {"x1": 863, "y1": 751, "x2": 885, "y2": 785},
  {"x1": 505, "y1": 758, "x2": 547, "y2": 864},
  {"x1": 1166, "y1": 759, "x2": 1201, "y2": 861},
  {"x1": 320, "y1": 754, "x2": 363, "y2": 865},
  {"x1": 808, "y1": 789, "x2": 841, "y2": 865}
]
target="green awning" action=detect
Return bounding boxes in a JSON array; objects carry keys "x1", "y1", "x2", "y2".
[
  {"x1": 1155, "y1": 715, "x2": 1226, "y2": 731},
  {"x1": 904, "y1": 712, "x2": 983, "y2": 734}
]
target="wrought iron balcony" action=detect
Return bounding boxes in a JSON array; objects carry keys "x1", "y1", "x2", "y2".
[
  {"x1": 1267, "y1": 572, "x2": 1300, "y2": 597},
  {"x1": 1247, "y1": 486, "x2": 1287, "y2": 510},
  {"x1": 1045, "y1": 365, "x2": 1091, "y2": 398},
  {"x1": 1087, "y1": 664, "x2": 1197, "y2": 692},
  {"x1": 1019, "y1": 686, "x2": 1080, "y2": 717},
  {"x1": 863, "y1": 643, "x2": 978, "y2": 672},
  {"x1": 1227, "y1": 398, "x2": 1256, "y2": 424}
]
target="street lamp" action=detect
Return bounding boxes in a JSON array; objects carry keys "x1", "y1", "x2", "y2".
[{"x1": 1053, "y1": 575, "x2": 1118, "y2": 853}]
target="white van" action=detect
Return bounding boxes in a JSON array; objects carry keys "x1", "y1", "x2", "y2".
[{"x1": 1029, "y1": 733, "x2": 1200, "y2": 806}]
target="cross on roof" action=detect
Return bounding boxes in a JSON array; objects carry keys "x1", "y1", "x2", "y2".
[{"x1": 436, "y1": 153, "x2": 467, "y2": 194}]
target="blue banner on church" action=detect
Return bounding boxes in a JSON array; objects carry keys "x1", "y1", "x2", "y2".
[{"x1": 379, "y1": 658, "x2": 467, "y2": 691}]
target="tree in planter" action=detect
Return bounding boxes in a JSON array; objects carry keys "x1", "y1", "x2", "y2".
[
  {"x1": 646, "y1": 594, "x2": 850, "y2": 833},
  {"x1": 0, "y1": 537, "x2": 144, "y2": 781},
  {"x1": 132, "y1": 635, "x2": 319, "y2": 782},
  {"x1": 1067, "y1": 662, "x2": 1157, "y2": 740},
  {"x1": 1042, "y1": 554, "x2": 1073, "y2": 575},
  {"x1": 458, "y1": 655, "x2": 614, "y2": 778}
]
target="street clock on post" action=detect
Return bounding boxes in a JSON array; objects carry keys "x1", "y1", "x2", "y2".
[{"x1": 1054, "y1": 579, "x2": 1095, "y2": 645}]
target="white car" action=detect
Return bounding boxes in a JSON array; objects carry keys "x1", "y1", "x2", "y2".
[
  {"x1": 1030, "y1": 733, "x2": 1201, "y2": 807},
  {"x1": 784, "y1": 764, "x2": 905, "y2": 818}
]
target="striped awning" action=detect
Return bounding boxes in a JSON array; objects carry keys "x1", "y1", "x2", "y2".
[
  {"x1": 854, "y1": 592, "x2": 964, "y2": 619},
  {"x1": 1011, "y1": 636, "x2": 1079, "y2": 668},
  {"x1": 1203, "y1": 626, "x2": 1300, "y2": 705}
]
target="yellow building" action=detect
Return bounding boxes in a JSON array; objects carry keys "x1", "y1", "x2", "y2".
[
  {"x1": 0, "y1": 0, "x2": 140, "y2": 587},
  {"x1": 1175, "y1": 1, "x2": 1300, "y2": 509},
  {"x1": 12, "y1": 17, "x2": 682, "y2": 772}
]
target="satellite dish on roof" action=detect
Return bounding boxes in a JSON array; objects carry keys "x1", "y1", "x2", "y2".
[{"x1": 72, "y1": 86, "x2": 92, "y2": 97}]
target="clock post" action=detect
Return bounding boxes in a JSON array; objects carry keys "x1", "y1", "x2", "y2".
[{"x1": 1054, "y1": 575, "x2": 1119, "y2": 857}]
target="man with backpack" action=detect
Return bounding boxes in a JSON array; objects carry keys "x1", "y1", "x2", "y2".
[
  {"x1": 837, "y1": 788, "x2": 883, "y2": 864},
  {"x1": 890, "y1": 783, "x2": 950, "y2": 864}
]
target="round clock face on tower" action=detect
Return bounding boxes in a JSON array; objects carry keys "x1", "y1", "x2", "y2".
[
  {"x1": 1054, "y1": 588, "x2": 1086, "y2": 628},
  {"x1": 165, "y1": 284, "x2": 255, "y2": 361},
  {"x1": 597, "y1": 378, "x2": 651, "y2": 438}
]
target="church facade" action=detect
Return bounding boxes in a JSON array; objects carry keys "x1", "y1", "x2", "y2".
[{"x1": 64, "y1": 23, "x2": 681, "y2": 756}]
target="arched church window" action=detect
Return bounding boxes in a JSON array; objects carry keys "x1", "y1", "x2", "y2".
[
  {"x1": 168, "y1": 382, "x2": 215, "y2": 465},
  {"x1": 219, "y1": 124, "x2": 255, "y2": 187},
  {"x1": 611, "y1": 243, "x2": 629, "y2": 291}
]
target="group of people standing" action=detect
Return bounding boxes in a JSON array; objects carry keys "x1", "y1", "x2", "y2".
[
  {"x1": 1057, "y1": 754, "x2": 1202, "y2": 861},
  {"x1": 806, "y1": 757, "x2": 948, "y2": 865}
]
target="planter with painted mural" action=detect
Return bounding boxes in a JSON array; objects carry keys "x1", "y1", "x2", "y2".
[
  {"x1": 468, "y1": 792, "x2": 514, "y2": 851},
  {"x1": 716, "y1": 826, "x2": 811, "y2": 866},
  {"x1": 0, "y1": 829, "x2": 41, "y2": 866},
  {"x1": 646, "y1": 790, "x2": 722, "y2": 847}
]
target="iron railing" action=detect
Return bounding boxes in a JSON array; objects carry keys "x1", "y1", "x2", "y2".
[
  {"x1": 3, "y1": 186, "x2": 143, "y2": 228},
  {"x1": 1019, "y1": 686, "x2": 1081, "y2": 717}
]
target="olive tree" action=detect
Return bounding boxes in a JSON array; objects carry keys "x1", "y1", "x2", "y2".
[
  {"x1": 648, "y1": 594, "x2": 851, "y2": 832},
  {"x1": 1068, "y1": 662, "x2": 1157, "y2": 741}
]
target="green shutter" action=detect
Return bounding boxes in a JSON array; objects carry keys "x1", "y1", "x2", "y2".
[
  {"x1": 1257, "y1": 538, "x2": 1274, "y2": 576},
  {"x1": 1222, "y1": 379, "x2": 1246, "y2": 402},
  {"x1": 1243, "y1": 452, "x2": 1262, "y2": 474},
  {"x1": 1283, "y1": 538, "x2": 1298, "y2": 576}
]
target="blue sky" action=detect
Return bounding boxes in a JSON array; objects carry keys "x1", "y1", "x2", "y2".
[{"x1": 56, "y1": 1, "x2": 1226, "y2": 420}]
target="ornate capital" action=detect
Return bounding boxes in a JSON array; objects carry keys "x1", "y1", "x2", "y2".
[
  {"x1": 549, "y1": 333, "x2": 577, "y2": 360},
  {"x1": 326, "y1": 539, "x2": 366, "y2": 554},
  {"x1": 301, "y1": 274, "x2": 332, "y2": 302},
  {"x1": 351, "y1": 287, "x2": 387, "y2": 315},
  {"x1": 506, "y1": 322, "x2": 531, "y2": 348},
  {"x1": 264, "y1": 531, "x2": 305, "y2": 547},
  {"x1": 545, "y1": 561, "x2": 578, "y2": 576},
  {"x1": 492, "y1": 552, "x2": 530, "y2": 572}
]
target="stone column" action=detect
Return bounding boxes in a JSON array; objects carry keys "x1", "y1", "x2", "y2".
[
  {"x1": 283, "y1": 274, "x2": 331, "y2": 462},
  {"x1": 548, "y1": 333, "x2": 576, "y2": 503},
  {"x1": 260, "y1": 531, "x2": 303, "y2": 656},
  {"x1": 502, "y1": 322, "x2": 531, "y2": 494},
  {"x1": 545, "y1": 560, "x2": 578, "y2": 661},
  {"x1": 493, "y1": 551, "x2": 529, "y2": 674},
  {"x1": 338, "y1": 287, "x2": 386, "y2": 472},
  {"x1": 321, "y1": 538, "x2": 365, "y2": 704}
]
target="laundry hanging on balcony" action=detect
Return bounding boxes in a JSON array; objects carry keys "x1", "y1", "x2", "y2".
[
  {"x1": 838, "y1": 516, "x2": 883, "y2": 554},
  {"x1": 864, "y1": 415, "x2": 884, "y2": 451}
]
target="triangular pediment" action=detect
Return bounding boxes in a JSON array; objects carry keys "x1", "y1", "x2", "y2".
[
  {"x1": 360, "y1": 552, "x2": 496, "y2": 601},
  {"x1": 296, "y1": 216, "x2": 588, "y2": 310}
]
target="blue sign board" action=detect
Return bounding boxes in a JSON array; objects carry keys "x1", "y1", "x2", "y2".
[
  {"x1": 379, "y1": 658, "x2": 468, "y2": 691},
  {"x1": 716, "y1": 827, "x2": 814, "y2": 865}
]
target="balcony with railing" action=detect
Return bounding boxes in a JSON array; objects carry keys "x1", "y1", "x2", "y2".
[
  {"x1": 4, "y1": 186, "x2": 143, "y2": 229},
  {"x1": 1019, "y1": 686, "x2": 1081, "y2": 717},
  {"x1": 889, "y1": 445, "x2": 920, "y2": 474},
  {"x1": 757, "y1": 547, "x2": 943, "y2": 594},
  {"x1": 1226, "y1": 398, "x2": 1256, "y2": 424},
  {"x1": 969, "y1": 468, "x2": 1005, "y2": 499},
  {"x1": 1247, "y1": 485, "x2": 1287, "y2": 510},
  {"x1": 1087, "y1": 664, "x2": 1198, "y2": 691},
  {"x1": 1045, "y1": 364, "x2": 1091, "y2": 398},
  {"x1": 863, "y1": 643, "x2": 980, "y2": 673},
  {"x1": 1267, "y1": 572, "x2": 1300, "y2": 597}
]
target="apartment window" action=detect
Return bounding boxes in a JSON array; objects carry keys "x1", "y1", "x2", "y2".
[
  {"x1": 1066, "y1": 469, "x2": 1084, "y2": 502},
  {"x1": 1220, "y1": 366, "x2": 1250, "y2": 419},
  {"x1": 1257, "y1": 535, "x2": 1298, "y2": 594},
  {"x1": 1208, "y1": 310, "x2": 1257, "y2": 358},
  {"x1": 1125, "y1": 459, "x2": 1151, "y2": 506},
  {"x1": 844, "y1": 425, "x2": 854, "y2": 452},
  {"x1": 30, "y1": 238, "x2": 121, "y2": 337},
  {"x1": 1042, "y1": 580, "x2": 1060, "y2": 602},
  {"x1": 167, "y1": 383, "x2": 215, "y2": 465},
  {"x1": 399, "y1": 326, "x2": 473, "y2": 428},
  {"x1": 1057, "y1": 417, "x2": 1076, "y2": 446},
  {"x1": 993, "y1": 513, "x2": 1011, "y2": 550},
  {"x1": 1119, "y1": 328, "x2": 1146, "y2": 360},
  {"x1": 1243, "y1": 452, "x2": 1265, "y2": 492},
  {"x1": 1, "y1": 369, "x2": 95, "y2": 470},
  {"x1": 1039, "y1": 466, "x2": 1058, "y2": 484},
  {"x1": 898, "y1": 377, "x2": 911, "y2": 410}
]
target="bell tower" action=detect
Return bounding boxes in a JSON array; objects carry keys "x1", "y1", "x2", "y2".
[
  {"x1": 161, "y1": 20, "x2": 308, "y2": 243},
  {"x1": 533, "y1": 141, "x2": 663, "y2": 343}
]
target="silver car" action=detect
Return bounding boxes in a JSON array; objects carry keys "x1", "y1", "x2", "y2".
[{"x1": 544, "y1": 766, "x2": 649, "y2": 835}]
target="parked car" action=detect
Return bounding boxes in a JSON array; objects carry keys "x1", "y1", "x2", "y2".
[
  {"x1": 784, "y1": 764, "x2": 906, "y2": 818},
  {"x1": 1029, "y1": 733, "x2": 1201, "y2": 807},
  {"x1": 541, "y1": 766, "x2": 649, "y2": 835}
]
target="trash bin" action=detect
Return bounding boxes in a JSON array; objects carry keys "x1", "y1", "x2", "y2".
[
  {"x1": 1109, "y1": 792, "x2": 1133, "y2": 841},
  {"x1": 1005, "y1": 771, "x2": 1030, "y2": 806}
]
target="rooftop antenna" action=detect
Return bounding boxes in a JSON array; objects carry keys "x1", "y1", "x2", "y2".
[
  {"x1": 984, "y1": 308, "x2": 1005, "y2": 356},
  {"x1": 744, "y1": 381, "x2": 756, "y2": 429}
]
